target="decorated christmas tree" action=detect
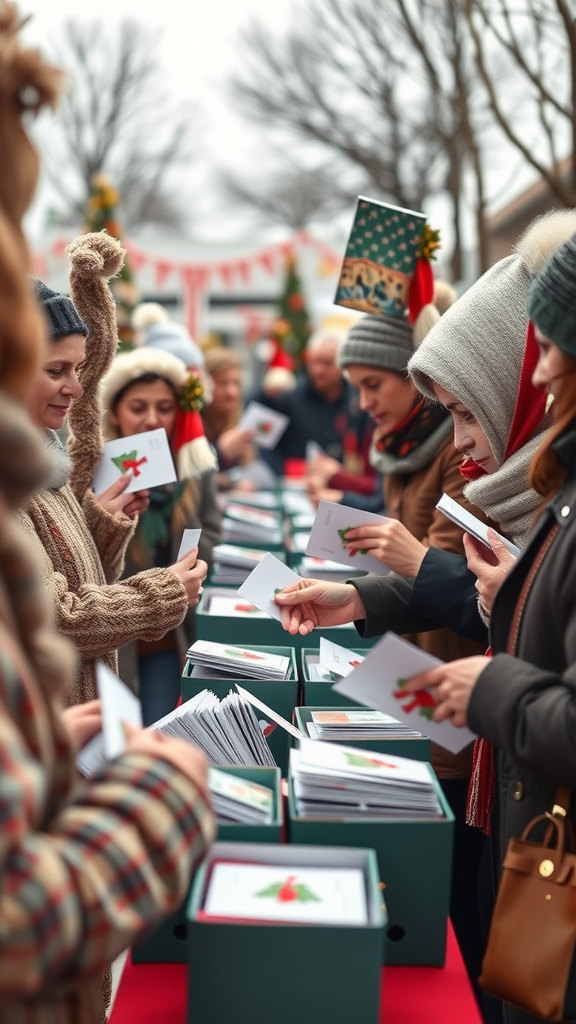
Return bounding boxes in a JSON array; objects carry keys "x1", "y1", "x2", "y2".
[
  {"x1": 83, "y1": 173, "x2": 139, "y2": 350},
  {"x1": 275, "y1": 252, "x2": 311, "y2": 369}
]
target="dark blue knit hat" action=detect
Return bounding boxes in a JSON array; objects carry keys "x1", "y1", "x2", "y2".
[
  {"x1": 31, "y1": 278, "x2": 89, "y2": 340},
  {"x1": 527, "y1": 231, "x2": 576, "y2": 356}
]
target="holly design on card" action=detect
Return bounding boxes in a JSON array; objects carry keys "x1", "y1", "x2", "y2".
[
  {"x1": 111, "y1": 451, "x2": 148, "y2": 477},
  {"x1": 344, "y1": 751, "x2": 398, "y2": 770},
  {"x1": 255, "y1": 875, "x2": 321, "y2": 904},
  {"x1": 393, "y1": 678, "x2": 438, "y2": 721},
  {"x1": 337, "y1": 526, "x2": 368, "y2": 555}
]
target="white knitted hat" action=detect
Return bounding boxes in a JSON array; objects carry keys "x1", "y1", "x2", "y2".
[{"x1": 101, "y1": 348, "x2": 216, "y2": 479}]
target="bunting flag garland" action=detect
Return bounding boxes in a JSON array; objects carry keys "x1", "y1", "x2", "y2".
[{"x1": 41, "y1": 232, "x2": 342, "y2": 339}]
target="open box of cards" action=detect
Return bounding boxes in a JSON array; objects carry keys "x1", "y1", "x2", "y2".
[
  {"x1": 294, "y1": 706, "x2": 431, "y2": 762},
  {"x1": 195, "y1": 587, "x2": 294, "y2": 647},
  {"x1": 182, "y1": 644, "x2": 299, "y2": 775},
  {"x1": 287, "y1": 739, "x2": 453, "y2": 966},
  {"x1": 132, "y1": 767, "x2": 283, "y2": 964},
  {"x1": 187, "y1": 841, "x2": 385, "y2": 1024},
  {"x1": 301, "y1": 647, "x2": 366, "y2": 707}
]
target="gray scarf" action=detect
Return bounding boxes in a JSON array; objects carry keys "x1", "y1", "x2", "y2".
[
  {"x1": 44, "y1": 430, "x2": 72, "y2": 490},
  {"x1": 463, "y1": 433, "x2": 545, "y2": 546},
  {"x1": 369, "y1": 416, "x2": 453, "y2": 476}
]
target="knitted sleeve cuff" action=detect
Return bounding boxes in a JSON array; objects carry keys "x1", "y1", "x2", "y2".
[
  {"x1": 120, "y1": 568, "x2": 190, "y2": 641},
  {"x1": 82, "y1": 489, "x2": 135, "y2": 584}
]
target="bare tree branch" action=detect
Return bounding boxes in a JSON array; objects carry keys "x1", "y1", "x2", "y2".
[{"x1": 37, "y1": 19, "x2": 201, "y2": 231}]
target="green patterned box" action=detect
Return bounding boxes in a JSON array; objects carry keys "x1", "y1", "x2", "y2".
[
  {"x1": 182, "y1": 646, "x2": 299, "y2": 775},
  {"x1": 287, "y1": 771, "x2": 453, "y2": 966},
  {"x1": 132, "y1": 767, "x2": 282, "y2": 964},
  {"x1": 294, "y1": 706, "x2": 430, "y2": 762},
  {"x1": 187, "y1": 842, "x2": 385, "y2": 1024}
]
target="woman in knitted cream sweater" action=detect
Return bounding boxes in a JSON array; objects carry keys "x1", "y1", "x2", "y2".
[
  {"x1": 102, "y1": 347, "x2": 222, "y2": 723},
  {"x1": 18, "y1": 232, "x2": 208, "y2": 708}
]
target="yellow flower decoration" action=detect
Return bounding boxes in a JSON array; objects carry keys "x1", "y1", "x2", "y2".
[
  {"x1": 180, "y1": 373, "x2": 205, "y2": 412},
  {"x1": 419, "y1": 224, "x2": 441, "y2": 262}
]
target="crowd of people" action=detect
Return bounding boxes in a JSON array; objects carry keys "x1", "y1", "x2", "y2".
[{"x1": 2, "y1": 3, "x2": 576, "y2": 1023}]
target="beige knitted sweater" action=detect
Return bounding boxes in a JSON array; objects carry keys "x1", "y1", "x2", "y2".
[{"x1": 21, "y1": 234, "x2": 189, "y2": 706}]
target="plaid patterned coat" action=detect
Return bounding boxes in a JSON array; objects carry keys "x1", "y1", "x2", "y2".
[{"x1": 0, "y1": 398, "x2": 215, "y2": 1024}]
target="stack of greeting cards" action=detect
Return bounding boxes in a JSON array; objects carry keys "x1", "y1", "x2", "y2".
[
  {"x1": 209, "y1": 768, "x2": 274, "y2": 825},
  {"x1": 291, "y1": 737, "x2": 443, "y2": 819},
  {"x1": 187, "y1": 640, "x2": 293, "y2": 681},
  {"x1": 306, "y1": 710, "x2": 422, "y2": 741},
  {"x1": 221, "y1": 503, "x2": 283, "y2": 546},
  {"x1": 152, "y1": 690, "x2": 277, "y2": 767},
  {"x1": 211, "y1": 544, "x2": 274, "y2": 586},
  {"x1": 299, "y1": 556, "x2": 366, "y2": 583}
]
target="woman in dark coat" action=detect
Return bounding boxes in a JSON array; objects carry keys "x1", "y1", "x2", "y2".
[{"x1": 402, "y1": 231, "x2": 576, "y2": 1024}]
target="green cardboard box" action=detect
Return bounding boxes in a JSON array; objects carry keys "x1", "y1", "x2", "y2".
[
  {"x1": 187, "y1": 841, "x2": 385, "y2": 1024},
  {"x1": 182, "y1": 646, "x2": 299, "y2": 775},
  {"x1": 300, "y1": 648, "x2": 367, "y2": 707},
  {"x1": 132, "y1": 767, "x2": 282, "y2": 964},
  {"x1": 287, "y1": 770, "x2": 453, "y2": 966},
  {"x1": 294, "y1": 706, "x2": 431, "y2": 762},
  {"x1": 195, "y1": 587, "x2": 293, "y2": 646}
]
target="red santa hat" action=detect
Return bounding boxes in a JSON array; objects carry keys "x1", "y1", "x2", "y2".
[{"x1": 262, "y1": 341, "x2": 297, "y2": 397}]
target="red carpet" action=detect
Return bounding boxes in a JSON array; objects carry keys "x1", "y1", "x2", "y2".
[{"x1": 109, "y1": 922, "x2": 482, "y2": 1024}]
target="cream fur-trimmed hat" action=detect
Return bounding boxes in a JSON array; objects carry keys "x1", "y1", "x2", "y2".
[{"x1": 102, "y1": 347, "x2": 217, "y2": 479}]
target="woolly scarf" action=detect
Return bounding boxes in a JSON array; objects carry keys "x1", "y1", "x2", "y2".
[
  {"x1": 370, "y1": 404, "x2": 452, "y2": 476},
  {"x1": 463, "y1": 433, "x2": 545, "y2": 548},
  {"x1": 44, "y1": 429, "x2": 72, "y2": 490}
]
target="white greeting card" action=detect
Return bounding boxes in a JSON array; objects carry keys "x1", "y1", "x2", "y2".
[
  {"x1": 208, "y1": 768, "x2": 274, "y2": 816},
  {"x1": 436, "y1": 493, "x2": 520, "y2": 557},
  {"x1": 306, "y1": 500, "x2": 393, "y2": 574},
  {"x1": 306, "y1": 440, "x2": 326, "y2": 462},
  {"x1": 236, "y1": 685, "x2": 302, "y2": 740},
  {"x1": 237, "y1": 553, "x2": 301, "y2": 621},
  {"x1": 93, "y1": 428, "x2": 177, "y2": 494},
  {"x1": 96, "y1": 662, "x2": 142, "y2": 760},
  {"x1": 319, "y1": 637, "x2": 365, "y2": 678},
  {"x1": 238, "y1": 401, "x2": 290, "y2": 450},
  {"x1": 201, "y1": 862, "x2": 367, "y2": 926},
  {"x1": 177, "y1": 528, "x2": 201, "y2": 561},
  {"x1": 332, "y1": 632, "x2": 476, "y2": 755}
]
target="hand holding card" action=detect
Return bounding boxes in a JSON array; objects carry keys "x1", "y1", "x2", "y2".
[
  {"x1": 93, "y1": 428, "x2": 177, "y2": 494},
  {"x1": 237, "y1": 552, "x2": 301, "y2": 620}
]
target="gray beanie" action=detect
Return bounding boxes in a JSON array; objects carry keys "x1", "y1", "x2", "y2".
[
  {"x1": 31, "y1": 278, "x2": 89, "y2": 340},
  {"x1": 339, "y1": 314, "x2": 414, "y2": 373},
  {"x1": 143, "y1": 321, "x2": 205, "y2": 368},
  {"x1": 527, "y1": 230, "x2": 576, "y2": 357}
]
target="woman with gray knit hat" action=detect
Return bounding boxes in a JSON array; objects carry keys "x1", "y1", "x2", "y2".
[{"x1": 398, "y1": 228, "x2": 576, "y2": 1024}]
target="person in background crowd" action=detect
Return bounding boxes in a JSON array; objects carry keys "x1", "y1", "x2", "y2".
[
  {"x1": 401, "y1": 228, "x2": 576, "y2": 1024},
  {"x1": 102, "y1": 346, "x2": 222, "y2": 723},
  {"x1": 201, "y1": 346, "x2": 256, "y2": 480},
  {"x1": 20, "y1": 234, "x2": 208, "y2": 710},
  {"x1": 254, "y1": 326, "x2": 370, "y2": 476},
  {"x1": 0, "y1": 7, "x2": 214, "y2": 1021}
]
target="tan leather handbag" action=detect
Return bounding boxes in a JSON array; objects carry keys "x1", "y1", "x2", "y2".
[{"x1": 479, "y1": 794, "x2": 576, "y2": 1021}]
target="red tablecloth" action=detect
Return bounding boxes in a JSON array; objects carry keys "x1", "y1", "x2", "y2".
[{"x1": 109, "y1": 922, "x2": 482, "y2": 1024}]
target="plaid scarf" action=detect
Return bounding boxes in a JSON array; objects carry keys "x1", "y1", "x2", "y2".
[{"x1": 375, "y1": 397, "x2": 449, "y2": 459}]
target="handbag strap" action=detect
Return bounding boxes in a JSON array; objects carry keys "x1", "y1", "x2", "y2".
[
  {"x1": 504, "y1": 523, "x2": 571, "y2": 823},
  {"x1": 506, "y1": 522, "x2": 559, "y2": 656}
]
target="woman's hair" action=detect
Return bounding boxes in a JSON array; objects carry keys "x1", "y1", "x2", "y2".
[
  {"x1": 530, "y1": 352, "x2": 576, "y2": 502},
  {"x1": 201, "y1": 346, "x2": 243, "y2": 442},
  {"x1": 110, "y1": 371, "x2": 177, "y2": 414}
]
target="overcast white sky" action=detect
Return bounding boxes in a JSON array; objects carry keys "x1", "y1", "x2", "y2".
[{"x1": 22, "y1": 0, "x2": 300, "y2": 243}]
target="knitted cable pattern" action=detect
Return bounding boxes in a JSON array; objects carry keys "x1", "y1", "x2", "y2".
[{"x1": 65, "y1": 232, "x2": 125, "y2": 502}]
